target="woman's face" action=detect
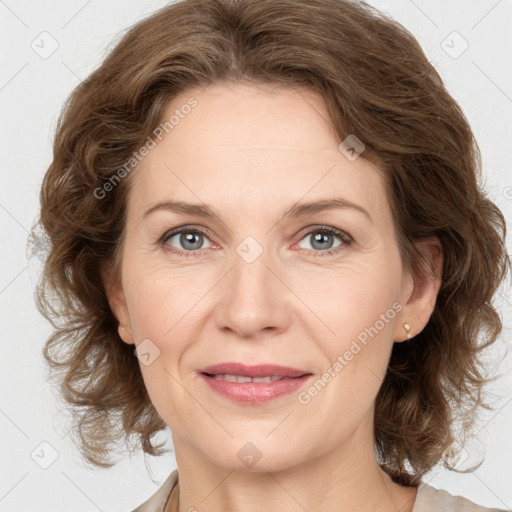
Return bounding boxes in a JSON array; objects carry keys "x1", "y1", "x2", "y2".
[{"x1": 109, "y1": 82, "x2": 434, "y2": 472}]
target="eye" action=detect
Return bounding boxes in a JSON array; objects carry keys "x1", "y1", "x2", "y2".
[
  {"x1": 158, "y1": 224, "x2": 352, "y2": 258},
  {"x1": 295, "y1": 226, "x2": 352, "y2": 257},
  {"x1": 160, "y1": 226, "x2": 212, "y2": 256}
]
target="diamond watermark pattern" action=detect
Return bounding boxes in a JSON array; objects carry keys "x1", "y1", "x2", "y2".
[
  {"x1": 30, "y1": 31, "x2": 59, "y2": 59},
  {"x1": 441, "y1": 31, "x2": 469, "y2": 59},
  {"x1": 31, "y1": 441, "x2": 59, "y2": 469},
  {"x1": 236, "y1": 236, "x2": 264, "y2": 264},
  {"x1": 237, "y1": 442, "x2": 263, "y2": 468},
  {"x1": 338, "y1": 134, "x2": 365, "y2": 161},
  {"x1": 135, "y1": 338, "x2": 161, "y2": 366}
]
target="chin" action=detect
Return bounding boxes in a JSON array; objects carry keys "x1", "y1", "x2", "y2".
[{"x1": 202, "y1": 437, "x2": 304, "y2": 473}]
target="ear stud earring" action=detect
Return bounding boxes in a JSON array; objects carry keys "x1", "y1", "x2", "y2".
[{"x1": 404, "y1": 323, "x2": 412, "y2": 339}]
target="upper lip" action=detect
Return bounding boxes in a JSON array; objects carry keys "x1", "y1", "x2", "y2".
[{"x1": 199, "y1": 362, "x2": 311, "y2": 378}]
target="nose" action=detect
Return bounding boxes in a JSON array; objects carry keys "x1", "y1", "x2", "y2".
[{"x1": 213, "y1": 239, "x2": 292, "y2": 339}]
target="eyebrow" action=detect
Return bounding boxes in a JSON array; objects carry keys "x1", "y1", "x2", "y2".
[{"x1": 142, "y1": 197, "x2": 372, "y2": 223}]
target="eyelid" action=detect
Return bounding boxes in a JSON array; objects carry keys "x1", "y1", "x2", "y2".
[
  {"x1": 158, "y1": 224, "x2": 215, "y2": 246},
  {"x1": 158, "y1": 224, "x2": 353, "y2": 256},
  {"x1": 293, "y1": 224, "x2": 353, "y2": 244}
]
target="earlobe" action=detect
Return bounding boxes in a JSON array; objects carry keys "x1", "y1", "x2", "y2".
[
  {"x1": 395, "y1": 238, "x2": 443, "y2": 343},
  {"x1": 100, "y1": 262, "x2": 135, "y2": 345},
  {"x1": 117, "y1": 324, "x2": 134, "y2": 345}
]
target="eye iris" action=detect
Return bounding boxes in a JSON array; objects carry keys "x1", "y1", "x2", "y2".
[
  {"x1": 181, "y1": 231, "x2": 203, "y2": 250},
  {"x1": 169, "y1": 228, "x2": 342, "y2": 253},
  {"x1": 311, "y1": 232, "x2": 333, "y2": 250}
]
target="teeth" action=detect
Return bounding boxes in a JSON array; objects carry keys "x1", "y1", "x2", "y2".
[{"x1": 211, "y1": 374, "x2": 283, "y2": 383}]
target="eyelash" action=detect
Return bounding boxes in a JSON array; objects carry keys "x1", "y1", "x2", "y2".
[{"x1": 158, "y1": 224, "x2": 353, "y2": 259}]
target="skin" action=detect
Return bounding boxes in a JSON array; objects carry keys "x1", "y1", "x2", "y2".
[{"x1": 105, "y1": 81, "x2": 443, "y2": 512}]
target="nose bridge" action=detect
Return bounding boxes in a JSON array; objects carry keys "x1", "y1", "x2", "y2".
[
  {"x1": 231, "y1": 233, "x2": 277, "y2": 307},
  {"x1": 233, "y1": 234, "x2": 271, "y2": 291},
  {"x1": 214, "y1": 232, "x2": 290, "y2": 337}
]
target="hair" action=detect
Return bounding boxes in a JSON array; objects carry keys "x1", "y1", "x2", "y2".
[{"x1": 30, "y1": 0, "x2": 510, "y2": 486}]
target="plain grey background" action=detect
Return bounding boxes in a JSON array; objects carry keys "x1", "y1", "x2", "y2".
[{"x1": 1, "y1": 0, "x2": 511, "y2": 510}]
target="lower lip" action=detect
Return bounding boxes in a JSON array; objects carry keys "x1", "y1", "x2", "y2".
[{"x1": 200, "y1": 373, "x2": 312, "y2": 404}]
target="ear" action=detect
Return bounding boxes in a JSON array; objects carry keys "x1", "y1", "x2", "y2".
[
  {"x1": 101, "y1": 261, "x2": 135, "y2": 345},
  {"x1": 394, "y1": 237, "x2": 443, "y2": 342}
]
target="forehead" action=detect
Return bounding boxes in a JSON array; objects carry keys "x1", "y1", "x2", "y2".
[{"x1": 128, "y1": 82, "x2": 390, "y2": 224}]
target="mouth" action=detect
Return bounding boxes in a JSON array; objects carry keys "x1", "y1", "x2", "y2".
[
  {"x1": 198, "y1": 362, "x2": 313, "y2": 404},
  {"x1": 199, "y1": 362, "x2": 310, "y2": 379},
  {"x1": 203, "y1": 374, "x2": 288, "y2": 383}
]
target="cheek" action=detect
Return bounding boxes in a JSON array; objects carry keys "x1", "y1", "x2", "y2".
[
  {"x1": 290, "y1": 258, "x2": 401, "y2": 344},
  {"x1": 296, "y1": 260, "x2": 400, "y2": 407},
  {"x1": 299, "y1": 293, "x2": 398, "y2": 445},
  {"x1": 124, "y1": 262, "x2": 198, "y2": 343},
  {"x1": 123, "y1": 269, "x2": 198, "y2": 425},
  {"x1": 123, "y1": 266, "x2": 206, "y2": 395}
]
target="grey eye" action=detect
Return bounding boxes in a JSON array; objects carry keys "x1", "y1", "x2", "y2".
[
  {"x1": 166, "y1": 230, "x2": 212, "y2": 251},
  {"x1": 298, "y1": 231, "x2": 343, "y2": 251}
]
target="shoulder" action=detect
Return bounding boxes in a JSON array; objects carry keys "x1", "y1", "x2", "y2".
[
  {"x1": 413, "y1": 482, "x2": 509, "y2": 512},
  {"x1": 130, "y1": 470, "x2": 178, "y2": 512},
  {"x1": 128, "y1": 473, "x2": 510, "y2": 512}
]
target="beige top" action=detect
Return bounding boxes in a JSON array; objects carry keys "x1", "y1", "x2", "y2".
[{"x1": 131, "y1": 470, "x2": 509, "y2": 512}]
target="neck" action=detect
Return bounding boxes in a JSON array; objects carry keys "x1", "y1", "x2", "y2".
[{"x1": 169, "y1": 413, "x2": 418, "y2": 512}]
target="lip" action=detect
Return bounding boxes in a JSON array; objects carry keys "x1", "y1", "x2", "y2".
[
  {"x1": 199, "y1": 362, "x2": 309, "y2": 378},
  {"x1": 198, "y1": 362, "x2": 313, "y2": 404}
]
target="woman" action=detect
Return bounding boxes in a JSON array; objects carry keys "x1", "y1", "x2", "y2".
[{"x1": 32, "y1": 0, "x2": 510, "y2": 510}]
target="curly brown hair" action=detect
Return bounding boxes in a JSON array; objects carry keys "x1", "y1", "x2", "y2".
[{"x1": 30, "y1": 0, "x2": 510, "y2": 486}]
